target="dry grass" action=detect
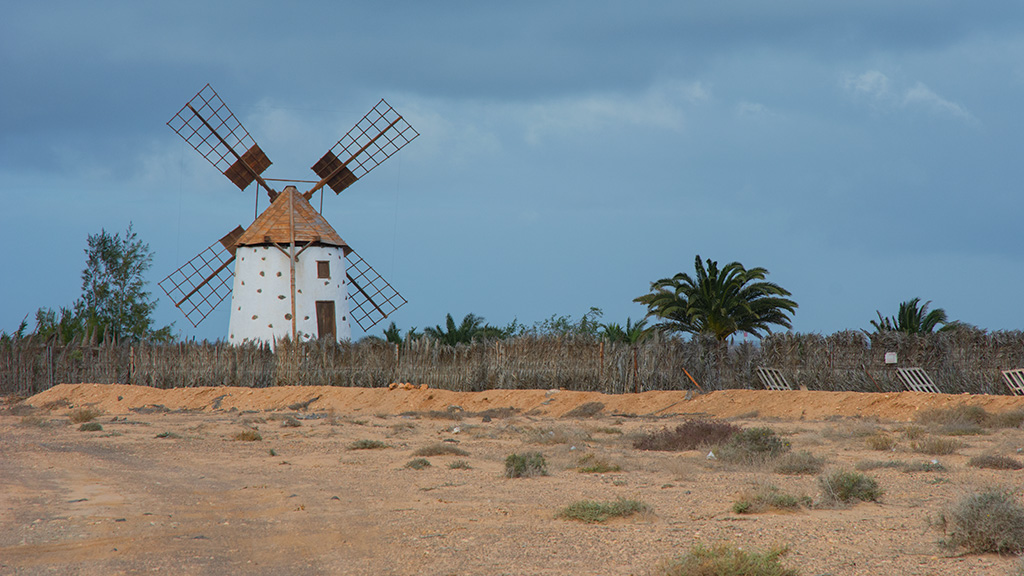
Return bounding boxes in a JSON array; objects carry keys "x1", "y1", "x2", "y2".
[
  {"x1": 774, "y1": 451, "x2": 826, "y2": 475},
  {"x1": 733, "y1": 484, "x2": 812, "y2": 514},
  {"x1": 233, "y1": 429, "x2": 262, "y2": 442},
  {"x1": 633, "y1": 419, "x2": 740, "y2": 452},
  {"x1": 937, "y1": 489, "x2": 1024, "y2": 554},
  {"x1": 556, "y1": 498, "x2": 651, "y2": 523},
  {"x1": 911, "y1": 436, "x2": 964, "y2": 455},
  {"x1": 413, "y1": 443, "x2": 469, "y2": 457},
  {"x1": 655, "y1": 544, "x2": 799, "y2": 576},
  {"x1": 968, "y1": 454, "x2": 1024, "y2": 470},
  {"x1": 69, "y1": 407, "x2": 101, "y2": 424},
  {"x1": 505, "y1": 452, "x2": 547, "y2": 478},
  {"x1": 865, "y1": 433, "x2": 897, "y2": 451},
  {"x1": 348, "y1": 439, "x2": 389, "y2": 450},
  {"x1": 818, "y1": 470, "x2": 883, "y2": 506}
]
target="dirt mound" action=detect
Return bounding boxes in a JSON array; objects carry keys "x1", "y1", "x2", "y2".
[{"x1": 24, "y1": 383, "x2": 1024, "y2": 421}]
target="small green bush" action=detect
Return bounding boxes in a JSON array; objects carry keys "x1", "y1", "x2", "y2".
[
  {"x1": 819, "y1": 470, "x2": 883, "y2": 505},
  {"x1": 348, "y1": 439, "x2": 389, "y2": 450},
  {"x1": 78, "y1": 422, "x2": 103, "y2": 432},
  {"x1": 405, "y1": 458, "x2": 431, "y2": 470},
  {"x1": 716, "y1": 427, "x2": 791, "y2": 464},
  {"x1": 69, "y1": 407, "x2": 101, "y2": 424},
  {"x1": 448, "y1": 460, "x2": 472, "y2": 470},
  {"x1": 968, "y1": 455, "x2": 1024, "y2": 471},
  {"x1": 900, "y1": 460, "x2": 947, "y2": 473},
  {"x1": 556, "y1": 498, "x2": 651, "y2": 523},
  {"x1": 912, "y1": 436, "x2": 964, "y2": 455},
  {"x1": 413, "y1": 443, "x2": 469, "y2": 457},
  {"x1": 633, "y1": 419, "x2": 740, "y2": 452},
  {"x1": 774, "y1": 451, "x2": 826, "y2": 475},
  {"x1": 733, "y1": 484, "x2": 812, "y2": 514},
  {"x1": 938, "y1": 489, "x2": 1024, "y2": 554},
  {"x1": 155, "y1": 431, "x2": 181, "y2": 439},
  {"x1": 234, "y1": 429, "x2": 262, "y2": 442},
  {"x1": 855, "y1": 460, "x2": 905, "y2": 471},
  {"x1": 656, "y1": 544, "x2": 799, "y2": 576},
  {"x1": 505, "y1": 452, "x2": 548, "y2": 478}
]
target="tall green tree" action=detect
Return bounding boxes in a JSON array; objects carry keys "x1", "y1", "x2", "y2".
[
  {"x1": 634, "y1": 255, "x2": 797, "y2": 341},
  {"x1": 72, "y1": 224, "x2": 172, "y2": 342},
  {"x1": 423, "y1": 313, "x2": 502, "y2": 345},
  {"x1": 870, "y1": 298, "x2": 954, "y2": 334}
]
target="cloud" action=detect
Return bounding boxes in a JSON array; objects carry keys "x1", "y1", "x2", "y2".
[{"x1": 842, "y1": 70, "x2": 976, "y2": 122}]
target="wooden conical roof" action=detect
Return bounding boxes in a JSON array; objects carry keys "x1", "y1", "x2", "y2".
[{"x1": 235, "y1": 186, "x2": 349, "y2": 251}]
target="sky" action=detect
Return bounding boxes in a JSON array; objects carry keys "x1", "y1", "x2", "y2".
[{"x1": 2, "y1": 1, "x2": 1023, "y2": 342}]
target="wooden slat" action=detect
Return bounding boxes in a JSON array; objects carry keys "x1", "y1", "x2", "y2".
[
  {"x1": 755, "y1": 367, "x2": 792, "y2": 391},
  {"x1": 1003, "y1": 369, "x2": 1024, "y2": 396},
  {"x1": 896, "y1": 367, "x2": 941, "y2": 394}
]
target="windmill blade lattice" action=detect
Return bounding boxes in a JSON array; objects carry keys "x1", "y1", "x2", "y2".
[
  {"x1": 159, "y1": 237, "x2": 237, "y2": 327},
  {"x1": 345, "y1": 250, "x2": 407, "y2": 331},
  {"x1": 167, "y1": 84, "x2": 272, "y2": 191},
  {"x1": 311, "y1": 99, "x2": 419, "y2": 195}
]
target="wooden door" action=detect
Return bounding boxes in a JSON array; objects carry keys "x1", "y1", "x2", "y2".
[{"x1": 316, "y1": 300, "x2": 336, "y2": 339}]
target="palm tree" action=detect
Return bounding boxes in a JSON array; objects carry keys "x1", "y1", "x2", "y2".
[
  {"x1": 634, "y1": 255, "x2": 797, "y2": 341},
  {"x1": 601, "y1": 317, "x2": 651, "y2": 344},
  {"x1": 871, "y1": 298, "x2": 954, "y2": 334},
  {"x1": 423, "y1": 313, "x2": 503, "y2": 345}
]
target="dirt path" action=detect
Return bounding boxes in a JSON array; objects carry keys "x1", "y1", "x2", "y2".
[{"x1": 3, "y1": 384, "x2": 1023, "y2": 575}]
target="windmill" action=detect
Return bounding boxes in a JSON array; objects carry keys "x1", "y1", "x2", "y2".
[{"x1": 158, "y1": 84, "x2": 417, "y2": 344}]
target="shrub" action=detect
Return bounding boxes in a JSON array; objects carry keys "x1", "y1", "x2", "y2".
[
  {"x1": 413, "y1": 443, "x2": 469, "y2": 457},
  {"x1": 526, "y1": 426, "x2": 590, "y2": 445},
  {"x1": 79, "y1": 422, "x2": 103, "y2": 432},
  {"x1": 633, "y1": 419, "x2": 740, "y2": 452},
  {"x1": 656, "y1": 544, "x2": 799, "y2": 576},
  {"x1": 865, "y1": 433, "x2": 896, "y2": 451},
  {"x1": 900, "y1": 460, "x2": 946, "y2": 473},
  {"x1": 348, "y1": 439, "x2": 389, "y2": 450},
  {"x1": 576, "y1": 454, "x2": 621, "y2": 474},
  {"x1": 155, "y1": 431, "x2": 181, "y2": 439},
  {"x1": 818, "y1": 470, "x2": 883, "y2": 505},
  {"x1": 937, "y1": 489, "x2": 1024, "y2": 554},
  {"x1": 716, "y1": 427, "x2": 791, "y2": 464},
  {"x1": 405, "y1": 458, "x2": 431, "y2": 470},
  {"x1": 561, "y1": 402, "x2": 605, "y2": 418},
  {"x1": 280, "y1": 416, "x2": 301, "y2": 428},
  {"x1": 448, "y1": 460, "x2": 472, "y2": 470},
  {"x1": 505, "y1": 452, "x2": 548, "y2": 478},
  {"x1": 234, "y1": 429, "x2": 262, "y2": 442},
  {"x1": 733, "y1": 484, "x2": 812, "y2": 514},
  {"x1": 69, "y1": 407, "x2": 101, "y2": 423},
  {"x1": 916, "y1": 405, "x2": 989, "y2": 428},
  {"x1": 855, "y1": 459, "x2": 905, "y2": 471},
  {"x1": 556, "y1": 498, "x2": 651, "y2": 523},
  {"x1": 774, "y1": 451, "x2": 826, "y2": 475},
  {"x1": 989, "y1": 409, "x2": 1024, "y2": 429},
  {"x1": 912, "y1": 436, "x2": 964, "y2": 455},
  {"x1": 968, "y1": 455, "x2": 1024, "y2": 471}
]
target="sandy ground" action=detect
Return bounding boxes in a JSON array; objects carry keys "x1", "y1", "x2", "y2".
[{"x1": 4, "y1": 384, "x2": 1024, "y2": 575}]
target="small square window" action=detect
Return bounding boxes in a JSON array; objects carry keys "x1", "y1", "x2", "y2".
[{"x1": 317, "y1": 260, "x2": 331, "y2": 279}]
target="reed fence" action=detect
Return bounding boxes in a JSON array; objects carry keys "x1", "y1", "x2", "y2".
[{"x1": 2, "y1": 330, "x2": 1022, "y2": 398}]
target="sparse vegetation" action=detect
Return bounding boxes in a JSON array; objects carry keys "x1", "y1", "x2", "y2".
[
  {"x1": 413, "y1": 443, "x2": 469, "y2": 457},
  {"x1": 155, "y1": 431, "x2": 181, "y2": 439},
  {"x1": 69, "y1": 407, "x2": 101, "y2": 423},
  {"x1": 348, "y1": 439, "x2": 389, "y2": 450},
  {"x1": 715, "y1": 426, "x2": 791, "y2": 464},
  {"x1": 911, "y1": 436, "x2": 964, "y2": 455},
  {"x1": 865, "y1": 433, "x2": 896, "y2": 451},
  {"x1": 561, "y1": 402, "x2": 605, "y2": 419},
  {"x1": 937, "y1": 489, "x2": 1024, "y2": 555},
  {"x1": 448, "y1": 460, "x2": 472, "y2": 470},
  {"x1": 526, "y1": 425, "x2": 590, "y2": 445},
  {"x1": 405, "y1": 458, "x2": 431, "y2": 470},
  {"x1": 556, "y1": 498, "x2": 651, "y2": 523},
  {"x1": 280, "y1": 416, "x2": 301, "y2": 428},
  {"x1": 774, "y1": 451, "x2": 826, "y2": 475},
  {"x1": 233, "y1": 429, "x2": 262, "y2": 442},
  {"x1": 656, "y1": 544, "x2": 799, "y2": 576},
  {"x1": 968, "y1": 454, "x2": 1024, "y2": 470},
  {"x1": 733, "y1": 484, "x2": 812, "y2": 514},
  {"x1": 505, "y1": 452, "x2": 548, "y2": 478},
  {"x1": 576, "y1": 453, "x2": 621, "y2": 474},
  {"x1": 79, "y1": 422, "x2": 103, "y2": 432},
  {"x1": 633, "y1": 419, "x2": 741, "y2": 452},
  {"x1": 818, "y1": 470, "x2": 883, "y2": 505}
]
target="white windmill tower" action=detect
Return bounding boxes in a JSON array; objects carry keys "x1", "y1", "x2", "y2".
[{"x1": 159, "y1": 84, "x2": 417, "y2": 344}]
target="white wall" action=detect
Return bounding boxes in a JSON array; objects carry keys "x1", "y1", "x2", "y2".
[{"x1": 227, "y1": 245, "x2": 352, "y2": 345}]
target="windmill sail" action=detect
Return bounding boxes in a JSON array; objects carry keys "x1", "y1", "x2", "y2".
[
  {"x1": 158, "y1": 227, "x2": 244, "y2": 327},
  {"x1": 167, "y1": 84, "x2": 274, "y2": 196},
  {"x1": 309, "y1": 99, "x2": 419, "y2": 197},
  {"x1": 345, "y1": 250, "x2": 407, "y2": 331}
]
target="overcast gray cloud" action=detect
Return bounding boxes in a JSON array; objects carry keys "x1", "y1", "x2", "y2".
[{"x1": 2, "y1": 1, "x2": 1023, "y2": 341}]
